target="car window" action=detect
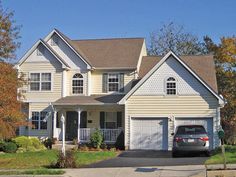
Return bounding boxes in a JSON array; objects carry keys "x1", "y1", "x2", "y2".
[{"x1": 176, "y1": 126, "x2": 207, "y2": 135}]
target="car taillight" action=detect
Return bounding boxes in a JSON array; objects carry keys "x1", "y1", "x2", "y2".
[
  {"x1": 200, "y1": 137, "x2": 209, "y2": 141},
  {"x1": 174, "y1": 137, "x2": 183, "y2": 142}
]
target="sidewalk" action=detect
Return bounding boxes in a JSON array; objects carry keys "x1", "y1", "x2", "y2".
[{"x1": 64, "y1": 165, "x2": 206, "y2": 177}]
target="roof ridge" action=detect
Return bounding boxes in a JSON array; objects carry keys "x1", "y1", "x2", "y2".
[{"x1": 72, "y1": 37, "x2": 145, "y2": 42}]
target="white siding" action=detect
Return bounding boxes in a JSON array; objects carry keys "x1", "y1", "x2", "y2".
[
  {"x1": 48, "y1": 35, "x2": 88, "y2": 70},
  {"x1": 135, "y1": 56, "x2": 210, "y2": 95}
]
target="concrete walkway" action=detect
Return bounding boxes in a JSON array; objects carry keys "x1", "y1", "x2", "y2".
[{"x1": 64, "y1": 165, "x2": 206, "y2": 177}]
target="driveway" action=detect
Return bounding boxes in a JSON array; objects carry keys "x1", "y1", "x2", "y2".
[{"x1": 85, "y1": 150, "x2": 209, "y2": 168}]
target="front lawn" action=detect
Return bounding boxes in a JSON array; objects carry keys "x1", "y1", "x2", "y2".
[
  {"x1": 205, "y1": 145, "x2": 236, "y2": 165},
  {"x1": 0, "y1": 150, "x2": 118, "y2": 169}
]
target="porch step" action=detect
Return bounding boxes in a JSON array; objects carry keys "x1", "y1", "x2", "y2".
[{"x1": 52, "y1": 144, "x2": 78, "y2": 151}]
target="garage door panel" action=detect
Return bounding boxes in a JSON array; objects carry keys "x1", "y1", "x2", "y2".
[
  {"x1": 131, "y1": 118, "x2": 168, "y2": 150},
  {"x1": 175, "y1": 118, "x2": 213, "y2": 150}
]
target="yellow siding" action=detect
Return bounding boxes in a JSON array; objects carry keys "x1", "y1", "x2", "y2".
[
  {"x1": 125, "y1": 95, "x2": 218, "y2": 149},
  {"x1": 91, "y1": 70, "x2": 136, "y2": 94},
  {"x1": 28, "y1": 102, "x2": 53, "y2": 138},
  {"x1": 20, "y1": 62, "x2": 62, "y2": 102}
]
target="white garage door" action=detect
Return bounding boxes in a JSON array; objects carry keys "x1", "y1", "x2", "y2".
[
  {"x1": 175, "y1": 118, "x2": 213, "y2": 149},
  {"x1": 131, "y1": 118, "x2": 168, "y2": 150}
]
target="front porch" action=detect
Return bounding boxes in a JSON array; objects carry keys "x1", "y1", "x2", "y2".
[{"x1": 52, "y1": 95, "x2": 125, "y2": 144}]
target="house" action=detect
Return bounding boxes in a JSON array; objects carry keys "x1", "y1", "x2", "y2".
[{"x1": 15, "y1": 29, "x2": 225, "y2": 151}]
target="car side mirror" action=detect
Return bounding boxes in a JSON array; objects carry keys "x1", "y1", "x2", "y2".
[{"x1": 171, "y1": 133, "x2": 174, "y2": 136}]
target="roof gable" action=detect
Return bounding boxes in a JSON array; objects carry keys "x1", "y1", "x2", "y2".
[
  {"x1": 15, "y1": 39, "x2": 69, "y2": 69},
  {"x1": 44, "y1": 29, "x2": 92, "y2": 69},
  {"x1": 119, "y1": 51, "x2": 225, "y2": 105}
]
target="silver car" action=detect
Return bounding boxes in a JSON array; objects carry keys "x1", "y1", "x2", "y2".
[{"x1": 172, "y1": 125, "x2": 210, "y2": 157}]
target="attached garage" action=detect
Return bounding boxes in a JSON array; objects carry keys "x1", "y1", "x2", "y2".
[
  {"x1": 130, "y1": 118, "x2": 168, "y2": 150},
  {"x1": 175, "y1": 118, "x2": 214, "y2": 149}
]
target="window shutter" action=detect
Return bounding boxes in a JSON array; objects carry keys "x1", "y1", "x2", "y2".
[
  {"x1": 117, "y1": 112, "x2": 122, "y2": 128},
  {"x1": 100, "y1": 112, "x2": 105, "y2": 128},
  {"x1": 119, "y1": 73, "x2": 124, "y2": 92},
  {"x1": 102, "y1": 73, "x2": 108, "y2": 93}
]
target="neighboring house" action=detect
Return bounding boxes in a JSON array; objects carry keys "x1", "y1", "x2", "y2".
[{"x1": 15, "y1": 29, "x2": 225, "y2": 151}]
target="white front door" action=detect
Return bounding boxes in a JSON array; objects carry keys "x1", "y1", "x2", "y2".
[{"x1": 131, "y1": 118, "x2": 168, "y2": 150}]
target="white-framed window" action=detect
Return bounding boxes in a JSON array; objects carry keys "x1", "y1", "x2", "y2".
[
  {"x1": 108, "y1": 73, "x2": 119, "y2": 92},
  {"x1": 31, "y1": 111, "x2": 47, "y2": 130},
  {"x1": 30, "y1": 73, "x2": 52, "y2": 91},
  {"x1": 72, "y1": 73, "x2": 83, "y2": 94},
  {"x1": 166, "y1": 77, "x2": 177, "y2": 95},
  {"x1": 104, "y1": 112, "x2": 117, "y2": 129},
  {"x1": 51, "y1": 35, "x2": 59, "y2": 46}
]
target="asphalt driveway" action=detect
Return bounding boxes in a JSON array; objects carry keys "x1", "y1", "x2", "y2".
[{"x1": 85, "y1": 150, "x2": 209, "y2": 168}]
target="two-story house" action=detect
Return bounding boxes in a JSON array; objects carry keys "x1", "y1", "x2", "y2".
[{"x1": 15, "y1": 29, "x2": 225, "y2": 150}]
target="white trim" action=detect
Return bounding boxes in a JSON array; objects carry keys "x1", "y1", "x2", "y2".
[
  {"x1": 44, "y1": 29, "x2": 92, "y2": 69},
  {"x1": 15, "y1": 39, "x2": 69, "y2": 69},
  {"x1": 119, "y1": 51, "x2": 225, "y2": 105}
]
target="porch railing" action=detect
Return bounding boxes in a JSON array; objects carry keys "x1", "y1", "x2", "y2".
[{"x1": 80, "y1": 128, "x2": 123, "y2": 143}]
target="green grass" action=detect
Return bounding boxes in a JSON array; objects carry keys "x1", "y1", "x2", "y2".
[
  {"x1": 205, "y1": 145, "x2": 236, "y2": 165},
  {"x1": 75, "y1": 151, "x2": 117, "y2": 167},
  {"x1": 0, "y1": 169, "x2": 64, "y2": 175},
  {"x1": 0, "y1": 150, "x2": 118, "y2": 169}
]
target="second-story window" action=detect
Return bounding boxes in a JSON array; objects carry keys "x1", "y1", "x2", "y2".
[
  {"x1": 108, "y1": 74, "x2": 119, "y2": 92},
  {"x1": 72, "y1": 73, "x2": 83, "y2": 94},
  {"x1": 30, "y1": 73, "x2": 52, "y2": 91},
  {"x1": 166, "y1": 77, "x2": 177, "y2": 95}
]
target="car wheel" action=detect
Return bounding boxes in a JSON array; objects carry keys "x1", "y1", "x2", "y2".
[{"x1": 205, "y1": 151, "x2": 211, "y2": 157}]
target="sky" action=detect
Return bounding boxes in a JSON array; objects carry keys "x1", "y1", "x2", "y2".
[{"x1": 2, "y1": 0, "x2": 236, "y2": 60}]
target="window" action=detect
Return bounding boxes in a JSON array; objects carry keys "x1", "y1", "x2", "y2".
[
  {"x1": 105, "y1": 112, "x2": 117, "y2": 129},
  {"x1": 31, "y1": 111, "x2": 47, "y2": 130},
  {"x1": 30, "y1": 73, "x2": 52, "y2": 91},
  {"x1": 108, "y1": 74, "x2": 119, "y2": 92},
  {"x1": 72, "y1": 73, "x2": 83, "y2": 94},
  {"x1": 166, "y1": 77, "x2": 177, "y2": 95}
]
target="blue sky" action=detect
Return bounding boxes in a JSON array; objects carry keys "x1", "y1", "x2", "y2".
[{"x1": 3, "y1": 0, "x2": 236, "y2": 60}]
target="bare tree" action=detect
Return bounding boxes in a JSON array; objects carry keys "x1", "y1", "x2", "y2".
[{"x1": 148, "y1": 22, "x2": 205, "y2": 56}]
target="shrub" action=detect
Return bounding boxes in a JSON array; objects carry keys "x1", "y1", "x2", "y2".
[
  {"x1": 3, "y1": 142, "x2": 17, "y2": 153},
  {"x1": 53, "y1": 151, "x2": 77, "y2": 168},
  {"x1": 90, "y1": 129, "x2": 103, "y2": 149},
  {"x1": 115, "y1": 131, "x2": 124, "y2": 150},
  {"x1": 100, "y1": 142, "x2": 107, "y2": 150},
  {"x1": 43, "y1": 138, "x2": 53, "y2": 149},
  {"x1": 12, "y1": 136, "x2": 45, "y2": 152},
  {"x1": 0, "y1": 140, "x2": 6, "y2": 151}
]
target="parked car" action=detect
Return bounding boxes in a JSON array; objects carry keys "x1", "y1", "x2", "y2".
[{"x1": 172, "y1": 125, "x2": 210, "y2": 157}]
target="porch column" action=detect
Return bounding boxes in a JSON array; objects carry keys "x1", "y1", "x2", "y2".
[
  {"x1": 53, "y1": 110, "x2": 57, "y2": 139},
  {"x1": 77, "y1": 110, "x2": 81, "y2": 143},
  {"x1": 61, "y1": 113, "x2": 65, "y2": 156}
]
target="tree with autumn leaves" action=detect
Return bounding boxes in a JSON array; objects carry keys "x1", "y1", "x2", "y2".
[
  {"x1": 204, "y1": 36, "x2": 236, "y2": 144},
  {"x1": 0, "y1": 2, "x2": 26, "y2": 139}
]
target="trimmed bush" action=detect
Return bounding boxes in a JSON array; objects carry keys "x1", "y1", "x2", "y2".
[
  {"x1": 115, "y1": 131, "x2": 124, "y2": 150},
  {"x1": 53, "y1": 151, "x2": 77, "y2": 168},
  {"x1": 12, "y1": 136, "x2": 45, "y2": 152},
  {"x1": 90, "y1": 129, "x2": 103, "y2": 149},
  {"x1": 3, "y1": 142, "x2": 17, "y2": 153}
]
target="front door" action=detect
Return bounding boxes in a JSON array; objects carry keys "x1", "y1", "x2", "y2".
[{"x1": 66, "y1": 111, "x2": 78, "y2": 141}]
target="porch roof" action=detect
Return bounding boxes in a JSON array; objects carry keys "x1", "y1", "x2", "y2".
[{"x1": 52, "y1": 94, "x2": 125, "y2": 105}]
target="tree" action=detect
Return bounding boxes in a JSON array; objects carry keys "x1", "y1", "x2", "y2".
[
  {"x1": 0, "y1": 1, "x2": 21, "y2": 61},
  {"x1": 148, "y1": 22, "x2": 206, "y2": 56},
  {"x1": 204, "y1": 36, "x2": 236, "y2": 144},
  {"x1": 0, "y1": 1, "x2": 25, "y2": 139}
]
